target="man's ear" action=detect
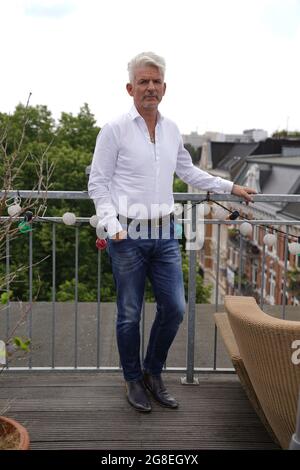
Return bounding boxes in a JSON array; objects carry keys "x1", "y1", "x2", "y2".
[
  {"x1": 163, "y1": 83, "x2": 166, "y2": 96},
  {"x1": 126, "y1": 83, "x2": 133, "y2": 97}
]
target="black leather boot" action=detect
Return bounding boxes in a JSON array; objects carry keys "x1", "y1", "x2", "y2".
[
  {"x1": 143, "y1": 372, "x2": 179, "y2": 409},
  {"x1": 125, "y1": 379, "x2": 152, "y2": 412}
]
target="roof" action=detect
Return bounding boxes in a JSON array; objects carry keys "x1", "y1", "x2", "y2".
[
  {"x1": 203, "y1": 137, "x2": 300, "y2": 220},
  {"x1": 247, "y1": 156, "x2": 300, "y2": 167},
  {"x1": 252, "y1": 138, "x2": 300, "y2": 156},
  {"x1": 218, "y1": 143, "x2": 258, "y2": 171}
]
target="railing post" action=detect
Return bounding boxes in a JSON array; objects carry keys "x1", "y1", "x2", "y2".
[
  {"x1": 238, "y1": 235, "x2": 244, "y2": 294},
  {"x1": 260, "y1": 231, "x2": 266, "y2": 310},
  {"x1": 5, "y1": 234, "x2": 10, "y2": 340},
  {"x1": 28, "y1": 230, "x2": 33, "y2": 369},
  {"x1": 282, "y1": 225, "x2": 289, "y2": 319},
  {"x1": 74, "y1": 226, "x2": 79, "y2": 368},
  {"x1": 96, "y1": 245, "x2": 101, "y2": 369},
  {"x1": 213, "y1": 223, "x2": 221, "y2": 370},
  {"x1": 182, "y1": 203, "x2": 199, "y2": 385},
  {"x1": 5, "y1": 234, "x2": 10, "y2": 370},
  {"x1": 51, "y1": 223, "x2": 56, "y2": 368}
]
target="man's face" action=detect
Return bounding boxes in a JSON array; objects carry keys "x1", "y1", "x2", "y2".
[{"x1": 126, "y1": 65, "x2": 166, "y2": 112}]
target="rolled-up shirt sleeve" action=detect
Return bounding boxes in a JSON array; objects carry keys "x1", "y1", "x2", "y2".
[
  {"x1": 175, "y1": 137, "x2": 234, "y2": 193},
  {"x1": 88, "y1": 124, "x2": 123, "y2": 237}
]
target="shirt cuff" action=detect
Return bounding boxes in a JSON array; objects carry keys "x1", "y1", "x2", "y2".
[
  {"x1": 105, "y1": 217, "x2": 124, "y2": 238},
  {"x1": 220, "y1": 179, "x2": 234, "y2": 193}
]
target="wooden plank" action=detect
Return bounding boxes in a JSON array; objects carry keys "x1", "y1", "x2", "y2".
[
  {"x1": 0, "y1": 372, "x2": 280, "y2": 450},
  {"x1": 29, "y1": 440, "x2": 277, "y2": 450}
]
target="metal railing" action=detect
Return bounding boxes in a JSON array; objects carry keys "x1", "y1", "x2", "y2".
[{"x1": 1, "y1": 191, "x2": 300, "y2": 382}]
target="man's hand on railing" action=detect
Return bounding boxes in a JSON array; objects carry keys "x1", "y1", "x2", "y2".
[{"x1": 231, "y1": 184, "x2": 257, "y2": 203}]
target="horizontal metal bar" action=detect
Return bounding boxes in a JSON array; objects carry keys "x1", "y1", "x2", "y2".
[
  {"x1": 1, "y1": 216, "x2": 300, "y2": 227},
  {"x1": 2, "y1": 366, "x2": 235, "y2": 373},
  {"x1": 0, "y1": 190, "x2": 89, "y2": 200},
  {"x1": 203, "y1": 219, "x2": 300, "y2": 225},
  {"x1": 2, "y1": 190, "x2": 300, "y2": 203}
]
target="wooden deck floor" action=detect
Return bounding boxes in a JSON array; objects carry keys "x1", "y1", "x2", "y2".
[{"x1": 0, "y1": 371, "x2": 279, "y2": 450}]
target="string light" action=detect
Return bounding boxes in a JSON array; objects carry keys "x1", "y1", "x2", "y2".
[
  {"x1": 96, "y1": 238, "x2": 107, "y2": 250},
  {"x1": 203, "y1": 203, "x2": 211, "y2": 216},
  {"x1": 7, "y1": 203, "x2": 22, "y2": 217},
  {"x1": 239, "y1": 222, "x2": 253, "y2": 237},
  {"x1": 189, "y1": 194, "x2": 300, "y2": 246},
  {"x1": 62, "y1": 212, "x2": 76, "y2": 225},
  {"x1": 212, "y1": 205, "x2": 227, "y2": 219},
  {"x1": 10, "y1": 191, "x2": 299, "y2": 249},
  {"x1": 263, "y1": 233, "x2": 276, "y2": 247},
  {"x1": 89, "y1": 215, "x2": 99, "y2": 228}
]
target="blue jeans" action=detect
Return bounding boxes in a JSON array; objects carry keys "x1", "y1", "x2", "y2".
[{"x1": 107, "y1": 220, "x2": 186, "y2": 382}]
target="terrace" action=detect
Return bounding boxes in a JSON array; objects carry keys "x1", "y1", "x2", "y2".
[{"x1": 1, "y1": 191, "x2": 300, "y2": 450}]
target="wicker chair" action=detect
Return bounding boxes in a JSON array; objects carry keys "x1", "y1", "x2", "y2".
[
  {"x1": 214, "y1": 311, "x2": 278, "y2": 443},
  {"x1": 289, "y1": 391, "x2": 300, "y2": 449},
  {"x1": 224, "y1": 295, "x2": 300, "y2": 449}
]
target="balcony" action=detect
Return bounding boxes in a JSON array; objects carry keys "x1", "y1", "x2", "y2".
[{"x1": 1, "y1": 191, "x2": 300, "y2": 450}]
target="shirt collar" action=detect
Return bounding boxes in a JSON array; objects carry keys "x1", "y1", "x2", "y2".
[{"x1": 128, "y1": 105, "x2": 163, "y2": 123}]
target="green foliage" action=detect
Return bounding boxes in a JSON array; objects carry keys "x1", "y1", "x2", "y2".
[
  {"x1": 12, "y1": 337, "x2": 31, "y2": 352},
  {"x1": 287, "y1": 268, "x2": 300, "y2": 295},
  {"x1": 173, "y1": 176, "x2": 187, "y2": 193},
  {"x1": 57, "y1": 103, "x2": 99, "y2": 153},
  {"x1": 181, "y1": 248, "x2": 212, "y2": 303},
  {"x1": 272, "y1": 129, "x2": 300, "y2": 139},
  {"x1": 0, "y1": 291, "x2": 12, "y2": 305}
]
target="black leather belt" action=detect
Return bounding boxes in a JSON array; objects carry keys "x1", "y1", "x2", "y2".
[{"x1": 117, "y1": 212, "x2": 174, "y2": 228}]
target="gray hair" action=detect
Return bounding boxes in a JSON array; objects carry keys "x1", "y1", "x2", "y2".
[{"x1": 127, "y1": 52, "x2": 166, "y2": 83}]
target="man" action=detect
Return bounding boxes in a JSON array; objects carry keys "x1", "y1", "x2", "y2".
[{"x1": 88, "y1": 52, "x2": 256, "y2": 413}]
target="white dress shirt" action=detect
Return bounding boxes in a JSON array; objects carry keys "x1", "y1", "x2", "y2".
[{"x1": 88, "y1": 105, "x2": 233, "y2": 237}]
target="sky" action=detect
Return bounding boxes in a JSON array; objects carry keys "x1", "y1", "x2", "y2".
[{"x1": 1, "y1": 0, "x2": 300, "y2": 136}]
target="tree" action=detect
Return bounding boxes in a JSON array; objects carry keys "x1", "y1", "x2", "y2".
[
  {"x1": 181, "y1": 248, "x2": 212, "y2": 303},
  {"x1": 272, "y1": 129, "x2": 300, "y2": 139},
  {"x1": 56, "y1": 103, "x2": 100, "y2": 153},
  {"x1": 0, "y1": 97, "x2": 54, "y2": 383}
]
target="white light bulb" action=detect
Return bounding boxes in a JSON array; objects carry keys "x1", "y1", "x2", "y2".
[
  {"x1": 62, "y1": 212, "x2": 76, "y2": 225},
  {"x1": 239, "y1": 222, "x2": 253, "y2": 237},
  {"x1": 173, "y1": 203, "x2": 183, "y2": 216},
  {"x1": 7, "y1": 204, "x2": 22, "y2": 217},
  {"x1": 89, "y1": 215, "x2": 99, "y2": 228},
  {"x1": 0, "y1": 340, "x2": 6, "y2": 365},
  {"x1": 288, "y1": 242, "x2": 300, "y2": 255},
  {"x1": 263, "y1": 234, "x2": 276, "y2": 247},
  {"x1": 203, "y1": 203, "x2": 211, "y2": 216},
  {"x1": 213, "y1": 206, "x2": 225, "y2": 219}
]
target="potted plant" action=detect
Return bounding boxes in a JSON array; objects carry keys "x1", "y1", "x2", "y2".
[
  {"x1": 0, "y1": 289, "x2": 32, "y2": 448},
  {"x1": 0, "y1": 417, "x2": 30, "y2": 450}
]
